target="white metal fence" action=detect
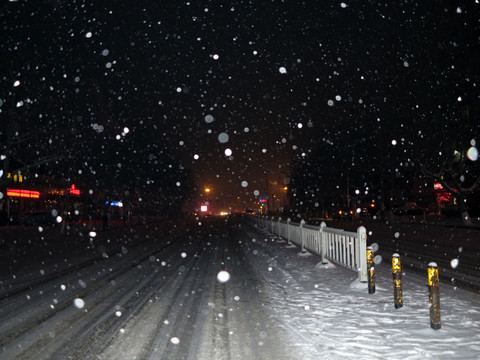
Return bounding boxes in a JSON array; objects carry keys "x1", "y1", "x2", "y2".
[{"x1": 250, "y1": 216, "x2": 367, "y2": 282}]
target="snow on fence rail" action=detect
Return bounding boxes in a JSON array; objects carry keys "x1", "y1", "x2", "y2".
[{"x1": 250, "y1": 216, "x2": 367, "y2": 282}]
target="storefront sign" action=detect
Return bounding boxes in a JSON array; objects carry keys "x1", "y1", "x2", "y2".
[{"x1": 6, "y1": 188, "x2": 40, "y2": 199}]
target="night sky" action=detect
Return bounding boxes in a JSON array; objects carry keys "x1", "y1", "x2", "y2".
[{"x1": 1, "y1": 1, "x2": 478, "y2": 212}]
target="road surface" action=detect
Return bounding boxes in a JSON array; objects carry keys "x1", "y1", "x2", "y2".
[
  {"x1": 0, "y1": 217, "x2": 310, "y2": 360},
  {"x1": 2, "y1": 216, "x2": 480, "y2": 359}
]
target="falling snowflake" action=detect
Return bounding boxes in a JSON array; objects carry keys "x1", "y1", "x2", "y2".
[
  {"x1": 467, "y1": 147, "x2": 478, "y2": 161},
  {"x1": 218, "y1": 132, "x2": 229, "y2": 143},
  {"x1": 74, "y1": 298, "x2": 85, "y2": 309},
  {"x1": 217, "y1": 270, "x2": 231, "y2": 283}
]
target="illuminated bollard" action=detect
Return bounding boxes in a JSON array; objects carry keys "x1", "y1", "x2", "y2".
[
  {"x1": 367, "y1": 246, "x2": 375, "y2": 294},
  {"x1": 428, "y1": 262, "x2": 441, "y2": 330},
  {"x1": 392, "y1": 253, "x2": 403, "y2": 309}
]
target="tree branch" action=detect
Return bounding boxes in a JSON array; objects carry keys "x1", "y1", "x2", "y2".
[{"x1": 420, "y1": 162, "x2": 479, "y2": 195}]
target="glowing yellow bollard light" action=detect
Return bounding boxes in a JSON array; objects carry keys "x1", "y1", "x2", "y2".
[
  {"x1": 367, "y1": 246, "x2": 375, "y2": 294},
  {"x1": 392, "y1": 253, "x2": 403, "y2": 309},
  {"x1": 427, "y1": 262, "x2": 441, "y2": 330}
]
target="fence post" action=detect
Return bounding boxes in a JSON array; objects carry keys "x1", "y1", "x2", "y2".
[
  {"x1": 271, "y1": 216, "x2": 275, "y2": 235},
  {"x1": 428, "y1": 262, "x2": 441, "y2": 330},
  {"x1": 320, "y1": 221, "x2": 328, "y2": 264},
  {"x1": 367, "y1": 246, "x2": 375, "y2": 293},
  {"x1": 357, "y1": 226, "x2": 367, "y2": 282},
  {"x1": 300, "y1": 219, "x2": 306, "y2": 252},
  {"x1": 278, "y1": 217, "x2": 282, "y2": 240},
  {"x1": 287, "y1": 218, "x2": 292, "y2": 245},
  {"x1": 392, "y1": 253, "x2": 403, "y2": 309}
]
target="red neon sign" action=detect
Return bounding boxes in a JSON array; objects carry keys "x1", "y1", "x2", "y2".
[
  {"x1": 7, "y1": 189, "x2": 40, "y2": 199},
  {"x1": 69, "y1": 184, "x2": 81, "y2": 196}
]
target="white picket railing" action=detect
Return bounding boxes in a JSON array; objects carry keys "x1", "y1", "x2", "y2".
[{"x1": 250, "y1": 216, "x2": 367, "y2": 282}]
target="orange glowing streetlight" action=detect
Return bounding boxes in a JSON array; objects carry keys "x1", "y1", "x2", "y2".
[{"x1": 204, "y1": 187, "x2": 211, "y2": 193}]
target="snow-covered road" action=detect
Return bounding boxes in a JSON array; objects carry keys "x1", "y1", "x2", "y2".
[{"x1": 1, "y1": 217, "x2": 480, "y2": 359}]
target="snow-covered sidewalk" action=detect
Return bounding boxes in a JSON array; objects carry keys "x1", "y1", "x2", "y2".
[{"x1": 243, "y1": 223, "x2": 480, "y2": 359}]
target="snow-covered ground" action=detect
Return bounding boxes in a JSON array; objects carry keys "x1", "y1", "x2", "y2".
[
  {"x1": 0, "y1": 218, "x2": 479, "y2": 359},
  {"x1": 246, "y1": 223, "x2": 480, "y2": 359}
]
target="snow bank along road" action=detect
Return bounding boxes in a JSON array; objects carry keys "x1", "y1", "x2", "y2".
[{"x1": 1, "y1": 216, "x2": 480, "y2": 359}]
